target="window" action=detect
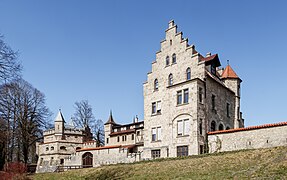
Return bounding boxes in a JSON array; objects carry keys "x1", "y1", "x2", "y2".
[
  {"x1": 211, "y1": 64, "x2": 216, "y2": 75},
  {"x1": 177, "y1": 91, "x2": 182, "y2": 105},
  {"x1": 186, "y1": 67, "x2": 191, "y2": 80},
  {"x1": 154, "y1": 79, "x2": 158, "y2": 91},
  {"x1": 46, "y1": 147, "x2": 49, "y2": 151},
  {"x1": 117, "y1": 136, "x2": 120, "y2": 142},
  {"x1": 51, "y1": 146, "x2": 54, "y2": 151},
  {"x1": 152, "y1": 102, "x2": 156, "y2": 114},
  {"x1": 226, "y1": 126, "x2": 230, "y2": 130},
  {"x1": 106, "y1": 138, "x2": 109, "y2": 144},
  {"x1": 211, "y1": 121, "x2": 216, "y2": 132},
  {"x1": 122, "y1": 135, "x2": 126, "y2": 141},
  {"x1": 177, "y1": 146, "x2": 188, "y2": 157},
  {"x1": 60, "y1": 146, "x2": 66, "y2": 150},
  {"x1": 136, "y1": 131, "x2": 140, "y2": 136},
  {"x1": 151, "y1": 149, "x2": 161, "y2": 158},
  {"x1": 227, "y1": 103, "x2": 230, "y2": 117},
  {"x1": 199, "y1": 88, "x2": 203, "y2": 103},
  {"x1": 151, "y1": 127, "x2": 161, "y2": 141},
  {"x1": 177, "y1": 119, "x2": 189, "y2": 136},
  {"x1": 40, "y1": 158, "x2": 43, "y2": 166},
  {"x1": 200, "y1": 145, "x2": 204, "y2": 154},
  {"x1": 211, "y1": 95, "x2": 216, "y2": 110},
  {"x1": 50, "y1": 157, "x2": 54, "y2": 165},
  {"x1": 199, "y1": 119, "x2": 203, "y2": 135},
  {"x1": 177, "y1": 89, "x2": 189, "y2": 105},
  {"x1": 170, "y1": 39, "x2": 172, "y2": 46},
  {"x1": 168, "y1": 74, "x2": 173, "y2": 86},
  {"x1": 132, "y1": 134, "x2": 134, "y2": 140},
  {"x1": 60, "y1": 159, "x2": 64, "y2": 165},
  {"x1": 172, "y1": 53, "x2": 176, "y2": 64},
  {"x1": 219, "y1": 123, "x2": 224, "y2": 130},
  {"x1": 166, "y1": 56, "x2": 170, "y2": 66},
  {"x1": 183, "y1": 89, "x2": 189, "y2": 104},
  {"x1": 152, "y1": 101, "x2": 161, "y2": 114}
]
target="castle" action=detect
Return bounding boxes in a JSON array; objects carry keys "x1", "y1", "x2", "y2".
[{"x1": 36, "y1": 20, "x2": 287, "y2": 173}]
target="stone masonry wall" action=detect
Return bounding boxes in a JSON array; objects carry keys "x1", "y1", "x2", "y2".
[{"x1": 208, "y1": 125, "x2": 287, "y2": 153}]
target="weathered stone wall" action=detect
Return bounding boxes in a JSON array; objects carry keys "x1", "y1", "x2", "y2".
[
  {"x1": 65, "y1": 147, "x2": 142, "y2": 167},
  {"x1": 208, "y1": 125, "x2": 287, "y2": 153}
]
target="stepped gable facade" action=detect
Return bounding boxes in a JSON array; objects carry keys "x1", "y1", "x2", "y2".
[{"x1": 142, "y1": 20, "x2": 244, "y2": 158}]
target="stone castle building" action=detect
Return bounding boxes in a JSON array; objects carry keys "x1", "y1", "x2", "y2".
[{"x1": 36, "y1": 20, "x2": 287, "y2": 172}]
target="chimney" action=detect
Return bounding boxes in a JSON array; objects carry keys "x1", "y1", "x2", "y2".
[{"x1": 206, "y1": 52, "x2": 211, "y2": 57}]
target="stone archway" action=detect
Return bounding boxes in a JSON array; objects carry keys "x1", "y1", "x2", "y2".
[{"x1": 82, "y1": 152, "x2": 93, "y2": 168}]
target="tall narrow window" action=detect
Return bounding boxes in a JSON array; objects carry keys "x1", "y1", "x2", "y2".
[
  {"x1": 117, "y1": 136, "x2": 120, "y2": 142},
  {"x1": 106, "y1": 138, "x2": 109, "y2": 144},
  {"x1": 166, "y1": 56, "x2": 170, "y2": 66},
  {"x1": 186, "y1": 67, "x2": 191, "y2": 80},
  {"x1": 183, "y1": 89, "x2": 189, "y2": 104},
  {"x1": 211, "y1": 121, "x2": 216, "y2": 132},
  {"x1": 132, "y1": 134, "x2": 134, "y2": 140},
  {"x1": 152, "y1": 128, "x2": 156, "y2": 141},
  {"x1": 154, "y1": 79, "x2": 158, "y2": 91},
  {"x1": 157, "y1": 101, "x2": 161, "y2": 113},
  {"x1": 172, "y1": 53, "x2": 176, "y2": 64},
  {"x1": 152, "y1": 102, "x2": 156, "y2": 114},
  {"x1": 170, "y1": 39, "x2": 172, "y2": 46},
  {"x1": 168, "y1": 74, "x2": 173, "y2": 86},
  {"x1": 177, "y1": 91, "x2": 182, "y2": 105},
  {"x1": 199, "y1": 120, "x2": 203, "y2": 135},
  {"x1": 211, "y1": 95, "x2": 216, "y2": 110},
  {"x1": 227, "y1": 103, "x2": 230, "y2": 117},
  {"x1": 199, "y1": 88, "x2": 203, "y2": 103}
]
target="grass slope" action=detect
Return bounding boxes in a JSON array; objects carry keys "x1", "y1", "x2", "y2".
[{"x1": 31, "y1": 146, "x2": 287, "y2": 180}]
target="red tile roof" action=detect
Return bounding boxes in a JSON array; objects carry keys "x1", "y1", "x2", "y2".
[
  {"x1": 76, "y1": 144, "x2": 137, "y2": 152},
  {"x1": 201, "y1": 54, "x2": 217, "y2": 62},
  {"x1": 221, "y1": 65, "x2": 239, "y2": 79},
  {"x1": 76, "y1": 145, "x2": 122, "y2": 152},
  {"x1": 110, "y1": 129, "x2": 135, "y2": 136},
  {"x1": 208, "y1": 121, "x2": 287, "y2": 135}
]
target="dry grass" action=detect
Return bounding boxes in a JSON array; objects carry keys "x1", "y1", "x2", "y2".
[{"x1": 31, "y1": 146, "x2": 287, "y2": 180}]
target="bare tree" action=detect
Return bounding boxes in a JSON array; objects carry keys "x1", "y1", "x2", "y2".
[
  {"x1": 73, "y1": 100, "x2": 94, "y2": 128},
  {"x1": 0, "y1": 34, "x2": 22, "y2": 82},
  {"x1": 73, "y1": 100, "x2": 104, "y2": 145},
  {"x1": 0, "y1": 79, "x2": 51, "y2": 166}
]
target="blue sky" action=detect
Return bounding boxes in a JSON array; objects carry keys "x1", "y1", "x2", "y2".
[{"x1": 0, "y1": 0, "x2": 286, "y2": 126}]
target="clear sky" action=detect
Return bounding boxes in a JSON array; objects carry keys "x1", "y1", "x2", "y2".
[{"x1": 0, "y1": 0, "x2": 286, "y2": 126}]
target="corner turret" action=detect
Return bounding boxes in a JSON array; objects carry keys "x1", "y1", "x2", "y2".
[{"x1": 221, "y1": 65, "x2": 244, "y2": 128}]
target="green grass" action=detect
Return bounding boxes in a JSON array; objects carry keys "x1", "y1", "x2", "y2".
[{"x1": 31, "y1": 146, "x2": 287, "y2": 179}]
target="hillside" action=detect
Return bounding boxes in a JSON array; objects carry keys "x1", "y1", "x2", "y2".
[{"x1": 31, "y1": 146, "x2": 287, "y2": 180}]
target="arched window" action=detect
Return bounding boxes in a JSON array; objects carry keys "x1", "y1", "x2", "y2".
[
  {"x1": 46, "y1": 147, "x2": 49, "y2": 151},
  {"x1": 211, "y1": 121, "x2": 216, "y2": 132},
  {"x1": 186, "y1": 67, "x2": 191, "y2": 80},
  {"x1": 168, "y1": 74, "x2": 173, "y2": 86},
  {"x1": 76, "y1": 147, "x2": 81, "y2": 150},
  {"x1": 226, "y1": 126, "x2": 230, "y2": 130},
  {"x1": 154, "y1": 79, "x2": 158, "y2": 91},
  {"x1": 172, "y1": 53, "x2": 176, "y2": 64},
  {"x1": 219, "y1": 123, "x2": 224, "y2": 131},
  {"x1": 166, "y1": 56, "x2": 170, "y2": 66},
  {"x1": 51, "y1": 146, "x2": 54, "y2": 151}
]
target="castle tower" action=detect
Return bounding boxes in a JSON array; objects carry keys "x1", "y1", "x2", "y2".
[
  {"x1": 221, "y1": 65, "x2": 243, "y2": 128},
  {"x1": 104, "y1": 111, "x2": 117, "y2": 145},
  {"x1": 54, "y1": 110, "x2": 65, "y2": 138}
]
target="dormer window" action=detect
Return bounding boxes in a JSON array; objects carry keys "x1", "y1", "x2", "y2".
[
  {"x1": 166, "y1": 56, "x2": 170, "y2": 66},
  {"x1": 211, "y1": 64, "x2": 216, "y2": 75},
  {"x1": 154, "y1": 79, "x2": 158, "y2": 91},
  {"x1": 172, "y1": 53, "x2": 176, "y2": 64}
]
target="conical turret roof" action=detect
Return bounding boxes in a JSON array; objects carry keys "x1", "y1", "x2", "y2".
[
  {"x1": 104, "y1": 110, "x2": 116, "y2": 125},
  {"x1": 55, "y1": 110, "x2": 65, "y2": 122},
  {"x1": 221, "y1": 65, "x2": 240, "y2": 79}
]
